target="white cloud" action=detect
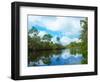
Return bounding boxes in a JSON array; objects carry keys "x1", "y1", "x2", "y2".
[
  {"x1": 44, "y1": 17, "x2": 66, "y2": 31},
  {"x1": 38, "y1": 31, "x2": 47, "y2": 38},
  {"x1": 42, "y1": 17, "x2": 82, "y2": 36},
  {"x1": 76, "y1": 39, "x2": 82, "y2": 43},
  {"x1": 28, "y1": 16, "x2": 42, "y2": 23},
  {"x1": 29, "y1": 33, "x2": 34, "y2": 38},
  {"x1": 28, "y1": 16, "x2": 84, "y2": 45},
  {"x1": 28, "y1": 16, "x2": 83, "y2": 34},
  {"x1": 60, "y1": 36, "x2": 71, "y2": 45},
  {"x1": 60, "y1": 36, "x2": 78, "y2": 45},
  {"x1": 51, "y1": 36, "x2": 58, "y2": 43},
  {"x1": 29, "y1": 30, "x2": 47, "y2": 38},
  {"x1": 72, "y1": 38, "x2": 79, "y2": 42}
]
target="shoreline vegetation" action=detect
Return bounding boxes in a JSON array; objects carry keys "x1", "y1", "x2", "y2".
[{"x1": 28, "y1": 18, "x2": 88, "y2": 64}]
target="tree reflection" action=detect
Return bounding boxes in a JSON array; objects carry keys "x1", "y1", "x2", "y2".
[
  {"x1": 28, "y1": 50, "x2": 63, "y2": 66},
  {"x1": 28, "y1": 48, "x2": 87, "y2": 66},
  {"x1": 69, "y1": 48, "x2": 87, "y2": 64}
]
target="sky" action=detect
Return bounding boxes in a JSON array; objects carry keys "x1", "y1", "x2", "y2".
[{"x1": 28, "y1": 15, "x2": 85, "y2": 45}]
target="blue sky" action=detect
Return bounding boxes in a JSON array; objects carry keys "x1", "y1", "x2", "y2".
[{"x1": 28, "y1": 15, "x2": 85, "y2": 45}]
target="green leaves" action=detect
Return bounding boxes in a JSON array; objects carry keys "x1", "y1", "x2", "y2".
[
  {"x1": 42, "y1": 34, "x2": 53, "y2": 42},
  {"x1": 66, "y1": 18, "x2": 88, "y2": 64},
  {"x1": 28, "y1": 26, "x2": 39, "y2": 36},
  {"x1": 28, "y1": 26, "x2": 65, "y2": 51}
]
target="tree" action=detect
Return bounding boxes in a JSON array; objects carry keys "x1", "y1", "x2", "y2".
[
  {"x1": 28, "y1": 26, "x2": 65, "y2": 50},
  {"x1": 80, "y1": 18, "x2": 88, "y2": 51},
  {"x1": 80, "y1": 18, "x2": 88, "y2": 44},
  {"x1": 28, "y1": 26, "x2": 39, "y2": 37},
  {"x1": 42, "y1": 34, "x2": 53, "y2": 42},
  {"x1": 56, "y1": 37, "x2": 60, "y2": 43},
  {"x1": 28, "y1": 26, "x2": 40, "y2": 50}
]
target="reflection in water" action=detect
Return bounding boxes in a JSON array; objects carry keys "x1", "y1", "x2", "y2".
[{"x1": 28, "y1": 49, "x2": 87, "y2": 66}]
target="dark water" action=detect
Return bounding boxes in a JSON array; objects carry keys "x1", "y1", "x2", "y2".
[{"x1": 28, "y1": 49, "x2": 87, "y2": 67}]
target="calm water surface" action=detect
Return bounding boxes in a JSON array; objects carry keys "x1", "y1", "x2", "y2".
[{"x1": 28, "y1": 49, "x2": 87, "y2": 66}]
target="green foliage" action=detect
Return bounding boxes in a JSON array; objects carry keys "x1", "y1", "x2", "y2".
[
  {"x1": 28, "y1": 26, "x2": 65, "y2": 51},
  {"x1": 66, "y1": 18, "x2": 88, "y2": 64},
  {"x1": 28, "y1": 49, "x2": 63, "y2": 66},
  {"x1": 29, "y1": 26, "x2": 39, "y2": 36},
  {"x1": 56, "y1": 37, "x2": 60, "y2": 42},
  {"x1": 42, "y1": 34, "x2": 53, "y2": 42}
]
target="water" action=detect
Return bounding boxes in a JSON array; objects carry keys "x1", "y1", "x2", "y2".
[{"x1": 28, "y1": 49, "x2": 87, "y2": 67}]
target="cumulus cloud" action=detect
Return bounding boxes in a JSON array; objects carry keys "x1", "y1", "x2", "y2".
[
  {"x1": 28, "y1": 15, "x2": 84, "y2": 45},
  {"x1": 60, "y1": 36, "x2": 78, "y2": 45},
  {"x1": 43, "y1": 17, "x2": 65, "y2": 31},
  {"x1": 43, "y1": 17, "x2": 82, "y2": 34},
  {"x1": 38, "y1": 31, "x2": 47, "y2": 38}
]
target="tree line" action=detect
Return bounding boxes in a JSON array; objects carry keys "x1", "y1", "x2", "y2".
[{"x1": 28, "y1": 26, "x2": 65, "y2": 51}]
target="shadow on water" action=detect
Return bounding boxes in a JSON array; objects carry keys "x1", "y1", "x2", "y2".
[{"x1": 28, "y1": 49, "x2": 87, "y2": 67}]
